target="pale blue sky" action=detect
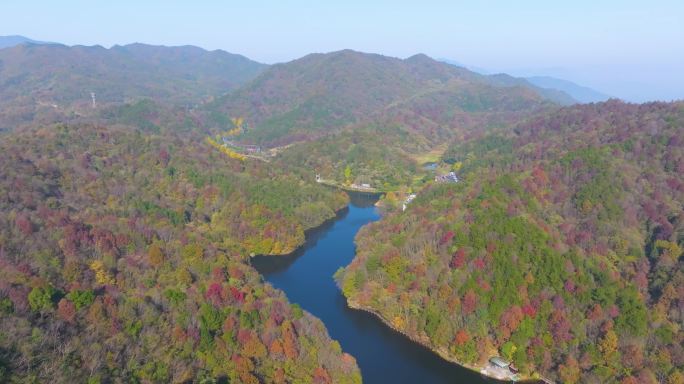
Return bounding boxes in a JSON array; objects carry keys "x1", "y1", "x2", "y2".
[{"x1": 2, "y1": 0, "x2": 683, "y2": 101}]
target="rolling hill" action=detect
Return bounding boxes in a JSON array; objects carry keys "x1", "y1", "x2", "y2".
[
  {"x1": 0, "y1": 43, "x2": 267, "y2": 131},
  {"x1": 0, "y1": 122, "x2": 360, "y2": 383},
  {"x1": 0, "y1": 33, "x2": 680, "y2": 384},
  {"x1": 212, "y1": 50, "x2": 574, "y2": 146},
  {"x1": 439, "y1": 58, "x2": 610, "y2": 104},
  {"x1": 337, "y1": 100, "x2": 684, "y2": 383}
]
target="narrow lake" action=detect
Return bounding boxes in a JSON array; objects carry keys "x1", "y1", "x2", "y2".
[{"x1": 252, "y1": 193, "x2": 500, "y2": 383}]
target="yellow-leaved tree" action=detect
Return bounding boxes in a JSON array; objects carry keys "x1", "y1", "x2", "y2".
[{"x1": 90, "y1": 260, "x2": 115, "y2": 285}]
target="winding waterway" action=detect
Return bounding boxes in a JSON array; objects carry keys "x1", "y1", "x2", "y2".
[{"x1": 252, "y1": 193, "x2": 500, "y2": 383}]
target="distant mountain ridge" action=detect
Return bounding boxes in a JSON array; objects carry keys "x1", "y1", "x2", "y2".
[
  {"x1": 439, "y1": 58, "x2": 610, "y2": 104},
  {"x1": 482, "y1": 73, "x2": 576, "y2": 105},
  {"x1": 1, "y1": 40, "x2": 584, "y2": 147},
  {"x1": 525, "y1": 75, "x2": 611, "y2": 103},
  {"x1": 0, "y1": 35, "x2": 54, "y2": 49},
  {"x1": 0, "y1": 42, "x2": 267, "y2": 131},
  {"x1": 0, "y1": 42, "x2": 266, "y2": 104}
]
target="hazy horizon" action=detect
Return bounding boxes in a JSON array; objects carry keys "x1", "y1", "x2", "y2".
[{"x1": 2, "y1": 0, "x2": 682, "y2": 102}]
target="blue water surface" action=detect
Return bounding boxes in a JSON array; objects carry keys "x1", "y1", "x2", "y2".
[{"x1": 252, "y1": 193, "x2": 498, "y2": 384}]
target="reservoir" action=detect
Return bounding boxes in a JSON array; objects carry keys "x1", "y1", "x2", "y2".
[{"x1": 252, "y1": 193, "x2": 499, "y2": 384}]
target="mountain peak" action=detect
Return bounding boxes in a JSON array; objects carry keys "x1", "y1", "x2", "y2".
[
  {"x1": 322, "y1": 49, "x2": 394, "y2": 62},
  {"x1": 405, "y1": 53, "x2": 433, "y2": 62}
]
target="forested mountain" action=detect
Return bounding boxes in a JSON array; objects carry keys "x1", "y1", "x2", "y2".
[
  {"x1": 212, "y1": 50, "x2": 578, "y2": 192},
  {"x1": 270, "y1": 64, "x2": 571, "y2": 190},
  {"x1": 0, "y1": 123, "x2": 361, "y2": 383},
  {"x1": 337, "y1": 100, "x2": 684, "y2": 383},
  {"x1": 212, "y1": 50, "x2": 573, "y2": 146},
  {"x1": 0, "y1": 43, "x2": 266, "y2": 132},
  {"x1": 1, "y1": 34, "x2": 681, "y2": 384},
  {"x1": 274, "y1": 94, "x2": 543, "y2": 192}
]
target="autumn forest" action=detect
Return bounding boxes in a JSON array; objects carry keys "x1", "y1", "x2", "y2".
[{"x1": 0, "y1": 36, "x2": 682, "y2": 384}]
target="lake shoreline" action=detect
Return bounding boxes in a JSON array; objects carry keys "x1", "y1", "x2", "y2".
[
  {"x1": 345, "y1": 299, "x2": 540, "y2": 383},
  {"x1": 252, "y1": 199, "x2": 350, "y2": 257},
  {"x1": 255, "y1": 195, "x2": 543, "y2": 383}
]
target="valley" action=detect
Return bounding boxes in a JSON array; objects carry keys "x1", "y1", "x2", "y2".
[
  {"x1": 252, "y1": 194, "x2": 501, "y2": 384},
  {"x1": 0, "y1": 34, "x2": 681, "y2": 384}
]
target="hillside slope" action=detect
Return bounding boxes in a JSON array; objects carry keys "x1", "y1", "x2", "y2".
[
  {"x1": 0, "y1": 123, "x2": 361, "y2": 383},
  {"x1": 0, "y1": 43, "x2": 266, "y2": 131},
  {"x1": 337, "y1": 100, "x2": 684, "y2": 383},
  {"x1": 213, "y1": 50, "x2": 571, "y2": 146}
]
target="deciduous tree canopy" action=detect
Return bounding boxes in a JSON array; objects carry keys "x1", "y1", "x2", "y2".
[
  {"x1": 0, "y1": 123, "x2": 358, "y2": 383},
  {"x1": 338, "y1": 101, "x2": 684, "y2": 382}
]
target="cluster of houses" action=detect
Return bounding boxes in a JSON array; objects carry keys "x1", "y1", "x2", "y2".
[
  {"x1": 435, "y1": 171, "x2": 459, "y2": 183},
  {"x1": 402, "y1": 171, "x2": 459, "y2": 211}
]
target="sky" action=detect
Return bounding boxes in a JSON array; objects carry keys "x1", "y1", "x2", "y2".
[{"x1": 2, "y1": 0, "x2": 683, "y2": 102}]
